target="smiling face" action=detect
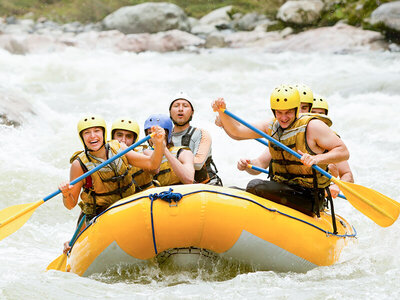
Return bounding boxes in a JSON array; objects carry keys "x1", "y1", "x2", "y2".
[
  {"x1": 81, "y1": 126, "x2": 104, "y2": 151},
  {"x1": 275, "y1": 108, "x2": 297, "y2": 129},
  {"x1": 169, "y1": 99, "x2": 193, "y2": 126},
  {"x1": 113, "y1": 129, "x2": 135, "y2": 147}
]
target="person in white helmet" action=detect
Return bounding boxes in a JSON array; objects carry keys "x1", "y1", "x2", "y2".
[{"x1": 169, "y1": 92, "x2": 222, "y2": 186}]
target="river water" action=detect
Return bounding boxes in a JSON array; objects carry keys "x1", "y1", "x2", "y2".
[{"x1": 0, "y1": 47, "x2": 399, "y2": 299}]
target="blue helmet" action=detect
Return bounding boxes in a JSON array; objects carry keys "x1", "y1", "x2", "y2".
[{"x1": 144, "y1": 114, "x2": 173, "y2": 143}]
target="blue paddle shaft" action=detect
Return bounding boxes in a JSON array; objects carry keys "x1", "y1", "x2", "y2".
[
  {"x1": 255, "y1": 138, "x2": 268, "y2": 147},
  {"x1": 69, "y1": 215, "x2": 86, "y2": 246},
  {"x1": 223, "y1": 109, "x2": 333, "y2": 180},
  {"x1": 43, "y1": 135, "x2": 152, "y2": 202},
  {"x1": 249, "y1": 164, "x2": 269, "y2": 174}
]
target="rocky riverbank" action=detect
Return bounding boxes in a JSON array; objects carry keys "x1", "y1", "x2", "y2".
[
  {"x1": 0, "y1": 1, "x2": 399, "y2": 55},
  {"x1": 1, "y1": 1, "x2": 399, "y2": 126}
]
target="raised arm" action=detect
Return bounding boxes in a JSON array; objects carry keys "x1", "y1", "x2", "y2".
[
  {"x1": 212, "y1": 97, "x2": 270, "y2": 140},
  {"x1": 215, "y1": 115, "x2": 242, "y2": 140},
  {"x1": 165, "y1": 148, "x2": 195, "y2": 184},
  {"x1": 125, "y1": 126, "x2": 165, "y2": 170}
]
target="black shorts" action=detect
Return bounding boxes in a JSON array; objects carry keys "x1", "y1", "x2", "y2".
[{"x1": 246, "y1": 179, "x2": 325, "y2": 216}]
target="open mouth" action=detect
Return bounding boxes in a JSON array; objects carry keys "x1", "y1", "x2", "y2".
[
  {"x1": 90, "y1": 140, "x2": 100, "y2": 145},
  {"x1": 280, "y1": 120, "x2": 290, "y2": 127}
]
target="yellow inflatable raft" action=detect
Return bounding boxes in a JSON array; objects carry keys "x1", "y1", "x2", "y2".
[{"x1": 65, "y1": 184, "x2": 356, "y2": 276}]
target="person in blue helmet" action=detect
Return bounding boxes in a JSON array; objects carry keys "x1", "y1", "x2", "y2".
[{"x1": 144, "y1": 114, "x2": 195, "y2": 186}]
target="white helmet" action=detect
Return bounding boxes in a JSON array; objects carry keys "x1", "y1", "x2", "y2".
[{"x1": 169, "y1": 91, "x2": 194, "y2": 111}]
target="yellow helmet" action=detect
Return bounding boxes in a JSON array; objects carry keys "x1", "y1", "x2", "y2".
[
  {"x1": 270, "y1": 84, "x2": 300, "y2": 117},
  {"x1": 312, "y1": 95, "x2": 329, "y2": 115},
  {"x1": 77, "y1": 115, "x2": 107, "y2": 148},
  {"x1": 111, "y1": 117, "x2": 140, "y2": 143},
  {"x1": 295, "y1": 84, "x2": 313, "y2": 105}
]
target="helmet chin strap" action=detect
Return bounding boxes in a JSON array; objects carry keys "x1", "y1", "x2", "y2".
[{"x1": 85, "y1": 142, "x2": 105, "y2": 154}]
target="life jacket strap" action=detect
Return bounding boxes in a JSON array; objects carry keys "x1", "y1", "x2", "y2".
[
  {"x1": 137, "y1": 181, "x2": 154, "y2": 191},
  {"x1": 84, "y1": 181, "x2": 134, "y2": 197},
  {"x1": 273, "y1": 172, "x2": 315, "y2": 179},
  {"x1": 77, "y1": 156, "x2": 93, "y2": 189},
  {"x1": 101, "y1": 169, "x2": 129, "y2": 183},
  {"x1": 181, "y1": 126, "x2": 195, "y2": 147},
  {"x1": 312, "y1": 169, "x2": 321, "y2": 217},
  {"x1": 153, "y1": 168, "x2": 171, "y2": 181},
  {"x1": 325, "y1": 187, "x2": 338, "y2": 234}
]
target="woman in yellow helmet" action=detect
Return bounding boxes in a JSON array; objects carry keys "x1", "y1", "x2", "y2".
[
  {"x1": 59, "y1": 115, "x2": 165, "y2": 222},
  {"x1": 212, "y1": 85, "x2": 350, "y2": 216},
  {"x1": 111, "y1": 117, "x2": 157, "y2": 192}
]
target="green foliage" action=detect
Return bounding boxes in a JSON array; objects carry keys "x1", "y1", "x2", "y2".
[
  {"x1": 0, "y1": 0, "x2": 397, "y2": 34},
  {"x1": 319, "y1": 0, "x2": 394, "y2": 28},
  {"x1": 0, "y1": 0, "x2": 284, "y2": 23},
  {"x1": 266, "y1": 21, "x2": 286, "y2": 32}
]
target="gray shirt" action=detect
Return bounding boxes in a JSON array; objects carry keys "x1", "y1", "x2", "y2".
[{"x1": 172, "y1": 126, "x2": 212, "y2": 171}]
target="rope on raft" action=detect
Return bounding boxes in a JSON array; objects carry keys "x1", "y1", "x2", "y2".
[
  {"x1": 149, "y1": 188, "x2": 183, "y2": 204},
  {"x1": 149, "y1": 188, "x2": 183, "y2": 254}
]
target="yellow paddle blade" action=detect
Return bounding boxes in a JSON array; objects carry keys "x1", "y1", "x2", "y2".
[
  {"x1": 0, "y1": 200, "x2": 44, "y2": 241},
  {"x1": 381, "y1": 192, "x2": 400, "y2": 209},
  {"x1": 332, "y1": 178, "x2": 400, "y2": 227},
  {"x1": 46, "y1": 253, "x2": 67, "y2": 272}
]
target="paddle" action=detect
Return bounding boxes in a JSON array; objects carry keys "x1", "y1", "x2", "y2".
[
  {"x1": 46, "y1": 215, "x2": 86, "y2": 272},
  {"x1": 253, "y1": 138, "x2": 349, "y2": 200},
  {"x1": 247, "y1": 163, "x2": 347, "y2": 200},
  {"x1": 221, "y1": 108, "x2": 400, "y2": 227},
  {"x1": 0, "y1": 134, "x2": 153, "y2": 241}
]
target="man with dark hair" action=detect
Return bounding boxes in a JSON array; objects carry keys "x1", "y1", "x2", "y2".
[{"x1": 169, "y1": 92, "x2": 222, "y2": 186}]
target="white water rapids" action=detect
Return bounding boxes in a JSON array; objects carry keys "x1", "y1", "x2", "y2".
[{"x1": 0, "y1": 47, "x2": 399, "y2": 299}]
